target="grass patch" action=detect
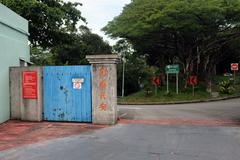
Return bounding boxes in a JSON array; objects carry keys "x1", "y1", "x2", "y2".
[
  {"x1": 118, "y1": 75, "x2": 240, "y2": 104},
  {"x1": 118, "y1": 86, "x2": 210, "y2": 103}
]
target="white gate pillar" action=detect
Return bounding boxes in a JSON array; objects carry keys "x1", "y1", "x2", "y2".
[{"x1": 86, "y1": 55, "x2": 120, "y2": 125}]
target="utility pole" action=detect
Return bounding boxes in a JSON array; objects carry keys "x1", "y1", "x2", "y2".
[{"x1": 121, "y1": 53, "x2": 125, "y2": 97}]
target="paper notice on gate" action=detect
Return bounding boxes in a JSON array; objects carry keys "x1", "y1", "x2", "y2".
[
  {"x1": 72, "y1": 78, "x2": 84, "y2": 83},
  {"x1": 72, "y1": 78, "x2": 84, "y2": 89}
]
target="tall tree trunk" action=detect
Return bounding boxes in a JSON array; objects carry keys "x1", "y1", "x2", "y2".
[
  {"x1": 203, "y1": 56, "x2": 215, "y2": 92},
  {"x1": 183, "y1": 58, "x2": 191, "y2": 89},
  {"x1": 213, "y1": 64, "x2": 217, "y2": 76},
  {"x1": 158, "y1": 54, "x2": 166, "y2": 85}
]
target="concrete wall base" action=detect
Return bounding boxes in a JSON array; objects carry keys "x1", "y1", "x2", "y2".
[{"x1": 10, "y1": 67, "x2": 43, "y2": 121}]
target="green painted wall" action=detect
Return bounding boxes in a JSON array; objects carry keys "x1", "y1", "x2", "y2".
[{"x1": 0, "y1": 3, "x2": 29, "y2": 123}]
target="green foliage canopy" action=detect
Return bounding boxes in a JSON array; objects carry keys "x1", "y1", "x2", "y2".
[
  {"x1": 104, "y1": 0, "x2": 240, "y2": 38},
  {"x1": 113, "y1": 39, "x2": 158, "y2": 95},
  {"x1": 53, "y1": 26, "x2": 112, "y2": 65},
  {"x1": 1, "y1": 0, "x2": 85, "y2": 48},
  {"x1": 1, "y1": 1, "x2": 112, "y2": 65},
  {"x1": 30, "y1": 26, "x2": 112, "y2": 65},
  {"x1": 103, "y1": 0, "x2": 240, "y2": 76}
]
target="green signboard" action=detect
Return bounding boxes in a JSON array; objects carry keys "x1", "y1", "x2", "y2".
[{"x1": 165, "y1": 65, "x2": 180, "y2": 74}]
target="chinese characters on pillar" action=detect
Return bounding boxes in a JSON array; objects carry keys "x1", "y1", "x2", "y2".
[{"x1": 98, "y1": 67, "x2": 108, "y2": 111}]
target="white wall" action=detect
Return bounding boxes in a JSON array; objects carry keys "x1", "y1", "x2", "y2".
[{"x1": 0, "y1": 3, "x2": 29, "y2": 123}]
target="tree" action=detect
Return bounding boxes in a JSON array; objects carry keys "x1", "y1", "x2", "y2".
[
  {"x1": 113, "y1": 39, "x2": 157, "y2": 95},
  {"x1": 30, "y1": 47, "x2": 54, "y2": 65},
  {"x1": 103, "y1": 0, "x2": 240, "y2": 88},
  {"x1": 54, "y1": 26, "x2": 112, "y2": 65},
  {"x1": 1, "y1": 0, "x2": 85, "y2": 48},
  {"x1": 2, "y1": 1, "x2": 111, "y2": 66}
]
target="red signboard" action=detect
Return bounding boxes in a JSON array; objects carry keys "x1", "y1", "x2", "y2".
[
  {"x1": 151, "y1": 76, "x2": 161, "y2": 86},
  {"x1": 22, "y1": 71, "x2": 38, "y2": 99},
  {"x1": 231, "y1": 63, "x2": 239, "y2": 71},
  {"x1": 188, "y1": 76, "x2": 198, "y2": 86}
]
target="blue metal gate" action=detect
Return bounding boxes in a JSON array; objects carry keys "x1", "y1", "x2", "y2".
[{"x1": 43, "y1": 66, "x2": 92, "y2": 122}]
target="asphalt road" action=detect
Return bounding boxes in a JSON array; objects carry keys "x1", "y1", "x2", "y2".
[
  {"x1": 118, "y1": 98, "x2": 240, "y2": 121},
  {"x1": 0, "y1": 98, "x2": 240, "y2": 160},
  {"x1": 0, "y1": 124, "x2": 240, "y2": 160}
]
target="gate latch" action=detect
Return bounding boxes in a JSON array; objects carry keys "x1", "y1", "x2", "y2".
[{"x1": 72, "y1": 78, "x2": 84, "y2": 89}]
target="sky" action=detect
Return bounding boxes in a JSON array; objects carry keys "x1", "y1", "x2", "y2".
[{"x1": 67, "y1": 0, "x2": 131, "y2": 45}]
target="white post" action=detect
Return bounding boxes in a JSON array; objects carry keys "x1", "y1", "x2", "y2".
[
  {"x1": 167, "y1": 73, "x2": 169, "y2": 93},
  {"x1": 155, "y1": 85, "x2": 157, "y2": 95},
  {"x1": 234, "y1": 70, "x2": 236, "y2": 85},
  {"x1": 193, "y1": 85, "x2": 195, "y2": 96},
  {"x1": 121, "y1": 56, "x2": 125, "y2": 97},
  {"x1": 176, "y1": 74, "x2": 179, "y2": 94}
]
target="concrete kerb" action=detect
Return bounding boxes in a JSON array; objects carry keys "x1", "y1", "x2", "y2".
[{"x1": 118, "y1": 95, "x2": 240, "y2": 105}]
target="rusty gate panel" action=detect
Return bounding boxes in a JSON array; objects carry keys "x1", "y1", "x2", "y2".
[{"x1": 43, "y1": 66, "x2": 92, "y2": 122}]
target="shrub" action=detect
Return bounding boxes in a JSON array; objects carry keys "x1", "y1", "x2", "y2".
[
  {"x1": 163, "y1": 91, "x2": 173, "y2": 97},
  {"x1": 218, "y1": 80, "x2": 234, "y2": 94},
  {"x1": 144, "y1": 84, "x2": 153, "y2": 97}
]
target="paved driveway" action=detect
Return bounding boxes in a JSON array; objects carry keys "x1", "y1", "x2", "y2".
[
  {"x1": 0, "y1": 121, "x2": 106, "y2": 151},
  {"x1": 118, "y1": 98, "x2": 240, "y2": 122},
  {"x1": 0, "y1": 124, "x2": 240, "y2": 160},
  {"x1": 0, "y1": 98, "x2": 240, "y2": 160}
]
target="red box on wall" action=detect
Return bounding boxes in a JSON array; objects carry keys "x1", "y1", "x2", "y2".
[{"x1": 22, "y1": 71, "x2": 38, "y2": 99}]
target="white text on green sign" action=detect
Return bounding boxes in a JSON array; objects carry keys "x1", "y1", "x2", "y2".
[{"x1": 165, "y1": 65, "x2": 180, "y2": 74}]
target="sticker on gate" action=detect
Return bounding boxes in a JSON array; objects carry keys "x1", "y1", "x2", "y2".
[{"x1": 72, "y1": 78, "x2": 84, "y2": 89}]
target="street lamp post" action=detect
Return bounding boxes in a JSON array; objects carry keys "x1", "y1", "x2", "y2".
[{"x1": 121, "y1": 53, "x2": 125, "y2": 97}]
